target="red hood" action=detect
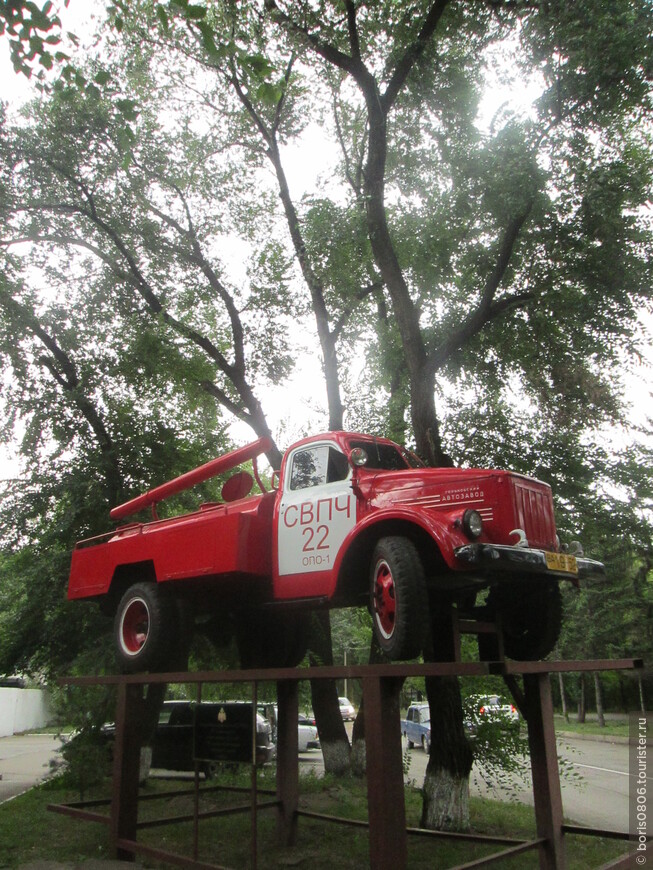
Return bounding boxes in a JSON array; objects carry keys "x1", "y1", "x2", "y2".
[{"x1": 354, "y1": 466, "x2": 557, "y2": 550}]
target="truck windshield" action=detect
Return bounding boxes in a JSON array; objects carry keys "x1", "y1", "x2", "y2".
[{"x1": 349, "y1": 440, "x2": 422, "y2": 470}]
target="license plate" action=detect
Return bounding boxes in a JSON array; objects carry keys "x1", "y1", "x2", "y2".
[{"x1": 545, "y1": 552, "x2": 578, "y2": 575}]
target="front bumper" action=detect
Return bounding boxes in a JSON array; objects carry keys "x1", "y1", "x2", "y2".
[{"x1": 454, "y1": 543, "x2": 605, "y2": 581}]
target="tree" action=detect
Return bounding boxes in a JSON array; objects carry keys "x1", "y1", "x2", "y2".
[{"x1": 253, "y1": 0, "x2": 652, "y2": 828}]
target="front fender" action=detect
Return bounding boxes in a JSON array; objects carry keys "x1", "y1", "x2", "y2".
[{"x1": 333, "y1": 506, "x2": 467, "y2": 579}]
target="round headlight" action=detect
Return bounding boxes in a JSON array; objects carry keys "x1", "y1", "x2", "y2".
[
  {"x1": 350, "y1": 447, "x2": 368, "y2": 467},
  {"x1": 462, "y1": 509, "x2": 483, "y2": 540}
]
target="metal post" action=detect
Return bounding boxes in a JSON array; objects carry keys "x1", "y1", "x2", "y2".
[
  {"x1": 251, "y1": 680, "x2": 258, "y2": 870},
  {"x1": 276, "y1": 678, "x2": 299, "y2": 846},
  {"x1": 363, "y1": 675, "x2": 407, "y2": 870},
  {"x1": 193, "y1": 681, "x2": 202, "y2": 862},
  {"x1": 109, "y1": 681, "x2": 142, "y2": 861},
  {"x1": 525, "y1": 672, "x2": 566, "y2": 869}
]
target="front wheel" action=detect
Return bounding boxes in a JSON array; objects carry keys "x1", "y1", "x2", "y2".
[
  {"x1": 369, "y1": 536, "x2": 429, "y2": 661},
  {"x1": 483, "y1": 580, "x2": 563, "y2": 660},
  {"x1": 114, "y1": 582, "x2": 177, "y2": 673}
]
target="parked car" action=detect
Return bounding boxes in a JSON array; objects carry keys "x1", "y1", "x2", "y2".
[
  {"x1": 297, "y1": 714, "x2": 320, "y2": 752},
  {"x1": 264, "y1": 707, "x2": 320, "y2": 753},
  {"x1": 400, "y1": 703, "x2": 431, "y2": 752},
  {"x1": 465, "y1": 694, "x2": 519, "y2": 734},
  {"x1": 338, "y1": 697, "x2": 356, "y2": 721}
]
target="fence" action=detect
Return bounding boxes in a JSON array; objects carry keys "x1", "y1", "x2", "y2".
[
  {"x1": 48, "y1": 657, "x2": 646, "y2": 869},
  {"x1": 0, "y1": 687, "x2": 51, "y2": 737}
]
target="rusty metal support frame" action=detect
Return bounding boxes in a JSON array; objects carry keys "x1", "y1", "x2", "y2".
[{"x1": 50, "y1": 658, "x2": 643, "y2": 870}]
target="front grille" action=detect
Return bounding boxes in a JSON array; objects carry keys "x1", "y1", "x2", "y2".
[{"x1": 511, "y1": 477, "x2": 556, "y2": 549}]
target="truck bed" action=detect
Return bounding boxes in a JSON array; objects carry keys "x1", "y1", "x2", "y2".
[{"x1": 68, "y1": 491, "x2": 275, "y2": 600}]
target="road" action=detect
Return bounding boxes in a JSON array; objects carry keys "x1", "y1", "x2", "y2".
[
  {"x1": 400, "y1": 733, "x2": 631, "y2": 832},
  {"x1": 0, "y1": 733, "x2": 62, "y2": 804},
  {"x1": 0, "y1": 730, "x2": 632, "y2": 833}
]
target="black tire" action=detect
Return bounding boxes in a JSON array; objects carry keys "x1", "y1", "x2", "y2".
[
  {"x1": 369, "y1": 536, "x2": 429, "y2": 661},
  {"x1": 483, "y1": 580, "x2": 563, "y2": 660},
  {"x1": 421, "y1": 734, "x2": 430, "y2": 754},
  {"x1": 114, "y1": 582, "x2": 178, "y2": 673},
  {"x1": 235, "y1": 609, "x2": 310, "y2": 669}
]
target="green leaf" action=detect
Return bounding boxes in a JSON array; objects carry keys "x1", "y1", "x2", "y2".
[
  {"x1": 29, "y1": 34, "x2": 44, "y2": 54},
  {"x1": 28, "y1": 8, "x2": 53, "y2": 32},
  {"x1": 256, "y1": 81, "x2": 283, "y2": 105},
  {"x1": 246, "y1": 53, "x2": 274, "y2": 78},
  {"x1": 94, "y1": 69, "x2": 111, "y2": 86},
  {"x1": 116, "y1": 98, "x2": 139, "y2": 121},
  {"x1": 156, "y1": 5, "x2": 169, "y2": 33},
  {"x1": 197, "y1": 20, "x2": 225, "y2": 61},
  {"x1": 185, "y1": 4, "x2": 207, "y2": 21}
]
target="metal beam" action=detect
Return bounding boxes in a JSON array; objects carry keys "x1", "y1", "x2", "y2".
[
  {"x1": 276, "y1": 678, "x2": 299, "y2": 847},
  {"x1": 525, "y1": 673, "x2": 566, "y2": 869},
  {"x1": 363, "y1": 675, "x2": 407, "y2": 870}
]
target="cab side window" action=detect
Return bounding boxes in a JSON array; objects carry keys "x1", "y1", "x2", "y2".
[{"x1": 290, "y1": 445, "x2": 349, "y2": 491}]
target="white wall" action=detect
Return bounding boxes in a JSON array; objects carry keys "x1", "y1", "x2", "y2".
[{"x1": 0, "y1": 688, "x2": 51, "y2": 737}]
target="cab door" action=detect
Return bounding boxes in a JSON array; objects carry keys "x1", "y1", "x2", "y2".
[{"x1": 274, "y1": 440, "x2": 355, "y2": 600}]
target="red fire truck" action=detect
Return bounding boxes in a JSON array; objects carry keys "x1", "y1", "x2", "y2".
[{"x1": 68, "y1": 432, "x2": 604, "y2": 671}]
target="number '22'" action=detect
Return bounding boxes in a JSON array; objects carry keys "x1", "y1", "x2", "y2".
[{"x1": 303, "y1": 525, "x2": 329, "y2": 551}]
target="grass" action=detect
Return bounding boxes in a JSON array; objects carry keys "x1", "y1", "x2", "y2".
[
  {"x1": 554, "y1": 713, "x2": 631, "y2": 739},
  {"x1": 0, "y1": 769, "x2": 631, "y2": 869}
]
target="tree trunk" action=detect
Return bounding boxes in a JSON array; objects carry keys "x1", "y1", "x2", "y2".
[
  {"x1": 351, "y1": 637, "x2": 387, "y2": 776},
  {"x1": 594, "y1": 672, "x2": 605, "y2": 728},
  {"x1": 308, "y1": 612, "x2": 351, "y2": 775},
  {"x1": 420, "y1": 607, "x2": 474, "y2": 831},
  {"x1": 577, "y1": 673, "x2": 586, "y2": 723},
  {"x1": 136, "y1": 682, "x2": 167, "y2": 784},
  {"x1": 421, "y1": 674, "x2": 473, "y2": 830},
  {"x1": 558, "y1": 672, "x2": 569, "y2": 722}
]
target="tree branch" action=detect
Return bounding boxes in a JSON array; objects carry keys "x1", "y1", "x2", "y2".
[
  {"x1": 332, "y1": 280, "x2": 384, "y2": 342},
  {"x1": 273, "y1": 54, "x2": 296, "y2": 135},
  {"x1": 144, "y1": 184, "x2": 247, "y2": 377},
  {"x1": 264, "y1": 0, "x2": 360, "y2": 76},
  {"x1": 382, "y1": 0, "x2": 451, "y2": 112},
  {"x1": 427, "y1": 205, "x2": 534, "y2": 373},
  {"x1": 344, "y1": 0, "x2": 361, "y2": 61},
  {"x1": 0, "y1": 290, "x2": 121, "y2": 501}
]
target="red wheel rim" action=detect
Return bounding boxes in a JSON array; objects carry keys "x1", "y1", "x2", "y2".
[
  {"x1": 120, "y1": 597, "x2": 150, "y2": 655},
  {"x1": 373, "y1": 560, "x2": 396, "y2": 639}
]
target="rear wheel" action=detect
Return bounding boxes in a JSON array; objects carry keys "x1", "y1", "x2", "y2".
[
  {"x1": 370, "y1": 536, "x2": 429, "y2": 661},
  {"x1": 235, "y1": 609, "x2": 309, "y2": 669},
  {"x1": 114, "y1": 582, "x2": 178, "y2": 673}
]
